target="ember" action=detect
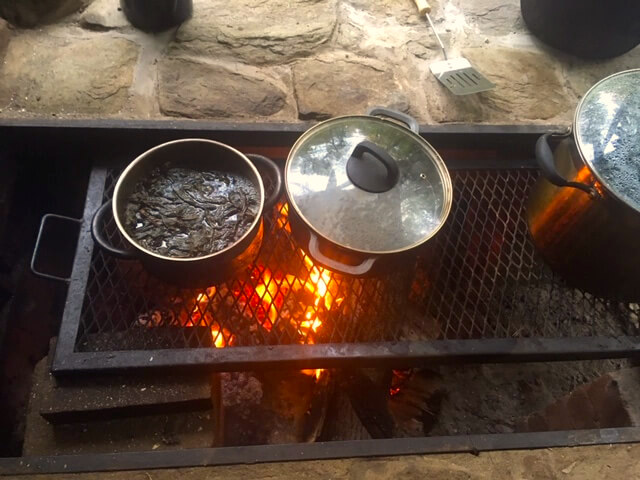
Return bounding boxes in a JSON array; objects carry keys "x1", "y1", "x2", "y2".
[
  {"x1": 138, "y1": 286, "x2": 236, "y2": 348},
  {"x1": 390, "y1": 369, "x2": 411, "y2": 396}
]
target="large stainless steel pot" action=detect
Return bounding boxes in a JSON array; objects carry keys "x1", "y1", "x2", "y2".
[
  {"x1": 526, "y1": 69, "x2": 640, "y2": 301},
  {"x1": 284, "y1": 107, "x2": 453, "y2": 277},
  {"x1": 91, "y1": 139, "x2": 282, "y2": 288}
]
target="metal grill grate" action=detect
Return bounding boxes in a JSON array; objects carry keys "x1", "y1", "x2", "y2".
[
  {"x1": 76, "y1": 171, "x2": 410, "y2": 352},
  {"x1": 73, "y1": 168, "x2": 639, "y2": 355},
  {"x1": 412, "y1": 170, "x2": 638, "y2": 341}
]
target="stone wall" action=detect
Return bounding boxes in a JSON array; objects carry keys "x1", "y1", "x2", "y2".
[{"x1": 0, "y1": 0, "x2": 638, "y2": 123}]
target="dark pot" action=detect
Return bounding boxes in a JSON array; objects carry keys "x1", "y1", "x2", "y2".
[
  {"x1": 91, "y1": 139, "x2": 282, "y2": 288},
  {"x1": 521, "y1": 0, "x2": 640, "y2": 59},
  {"x1": 120, "y1": 0, "x2": 192, "y2": 32}
]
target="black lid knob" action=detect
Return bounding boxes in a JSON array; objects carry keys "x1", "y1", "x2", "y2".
[{"x1": 346, "y1": 141, "x2": 400, "y2": 193}]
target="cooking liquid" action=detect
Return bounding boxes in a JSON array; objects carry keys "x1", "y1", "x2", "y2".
[{"x1": 124, "y1": 166, "x2": 260, "y2": 258}]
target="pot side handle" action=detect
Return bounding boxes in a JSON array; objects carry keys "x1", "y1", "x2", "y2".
[
  {"x1": 91, "y1": 201, "x2": 138, "y2": 259},
  {"x1": 30, "y1": 213, "x2": 82, "y2": 282},
  {"x1": 307, "y1": 231, "x2": 377, "y2": 277},
  {"x1": 366, "y1": 107, "x2": 420, "y2": 134},
  {"x1": 246, "y1": 154, "x2": 283, "y2": 211},
  {"x1": 536, "y1": 133, "x2": 597, "y2": 196}
]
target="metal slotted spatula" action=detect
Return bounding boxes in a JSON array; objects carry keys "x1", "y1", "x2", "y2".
[{"x1": 413, "y1": 0, "x2": 495, "y2": 95}]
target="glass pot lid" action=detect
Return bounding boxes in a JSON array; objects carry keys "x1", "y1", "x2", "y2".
[
  {"x1": 285, "y1": 115, "x2": 453, "y2": 254},
  {"x1": 575, "y1": 69, "x2": 640, "y2": 213}
]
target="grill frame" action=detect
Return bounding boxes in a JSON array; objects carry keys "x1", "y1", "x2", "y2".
[{"x1": 40, "y1": 122, "x2": 640, "y2": 375}]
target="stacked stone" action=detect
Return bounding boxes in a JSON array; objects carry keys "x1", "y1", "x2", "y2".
[{"x1": 0, "y1": 0, "x2": 638, "y2": 122}]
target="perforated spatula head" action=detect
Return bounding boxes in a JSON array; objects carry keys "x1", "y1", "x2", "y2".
[
  {"x1": 413, "y1": 0, "x2": 495, "y2": 95},
  {"x1": 429, "y1": 58, "x2": 496, "y2": 96}
]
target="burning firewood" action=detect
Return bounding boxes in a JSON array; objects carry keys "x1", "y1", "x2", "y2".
[
  {"x1": 217, "y1": 370, "x2": 331, "y2": 446},
  {"x1": 337, "y1": 368, "x2": 444, "y2": 439}
]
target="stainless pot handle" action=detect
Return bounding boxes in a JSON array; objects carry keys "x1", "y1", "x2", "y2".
[
  {"x1": 366, "y1": 107, "x2": 420, "y2": 134},
  {"x1": 307, "y1": 231, "x2": 377, "y2": 277},
  {"x1": 30, "y1": 214, "x2": 82, "y2": 282},
  {"x1": 536, "y1": 133, "x2": 598, "y2": 197},
  {"x1": 91, "y1": 201, "x2": 138, "y2": 260}
]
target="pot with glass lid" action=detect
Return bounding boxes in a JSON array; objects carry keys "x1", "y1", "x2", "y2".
[
  {"x1": 284, "y1": 107, "x2": 453, "y2": 277},
  {"x1": 526, "y1": 69, "x2": 640, "y2": 301}
]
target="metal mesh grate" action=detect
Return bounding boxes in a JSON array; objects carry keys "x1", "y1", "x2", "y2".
[
  {"x1": 75, "y1": 168, "x2": 639, "y2": 353},
  {"x1": 409, "y1": 170, "x2": 639, "y2": 341},
  {"x1": 76, "y1": 171, "x2": 410, "y2": 351}
]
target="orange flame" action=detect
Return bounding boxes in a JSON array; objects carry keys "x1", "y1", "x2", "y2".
[
  {"x1": 179, "y1": 203, "x2": 343, "y2": 380},
  {"x1": 276, "y1": 202, "x2": 292, "y2": 232},
  {"x1": 295, "y1": 250, "x2": 344, "y2": 378},
  {"x1": 188, "y1": 287, "x2": 235, "y2": 348},
  {"x1": 302, "y1": 368, "x2": 326, "y2": 381}
]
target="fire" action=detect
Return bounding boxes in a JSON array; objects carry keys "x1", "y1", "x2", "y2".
[
  {"x1": 276, "y1": 202, "x2": 292, "y2": 232},
  {"x1": 232, "y1": 247, "x2": 343, "y2": 379},
  {"x1": 189, "y1": 287, "x2": 235, "y2": 348},
  {"x1": 139, "y1": 286, "x2": 235, "y2": 348},
  {"x1": 389, "y1": 369, "x2": 411, "y2": 397},
  {"x1": 156, "y1": 203, "x2": 343, "y2": 379},
  {"x1": 301, "y1": 252, "x2": 344, "y2": 311},
  {"x1": 233, "y1": 203, "x2": 345, "y2": 378},
  {"x1": 235, "y1": 266, "x2": 289, "y2": 332},
  {"x1": 302, "y1": 368, "x2": 326, "y2": 381},
  {"x1": 292, "y1": 250, "x2": 344, "y2": 378}
]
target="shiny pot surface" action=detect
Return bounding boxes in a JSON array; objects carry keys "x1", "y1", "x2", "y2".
[
  {"x1": 284, "y1": 108, "x2": 452, "y2": 277},
  {"x1": 527, "y1": 70, "x2": 640, "y2": 301},
  {"x1": 91, "y1": 139, "x2": 282, "y2": 288}
]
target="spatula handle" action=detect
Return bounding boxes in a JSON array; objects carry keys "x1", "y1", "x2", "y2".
[{"x1": 413, "y1": 0, "x2": 432, "y2": 16}]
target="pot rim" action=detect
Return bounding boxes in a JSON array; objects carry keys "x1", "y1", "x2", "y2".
[
  {"x1": 284, "y1": 114, "x2": 453, "y2": 256},
  {"x1": 573, "y1": 68, "x2": 640, "y2": 214},
  {"x1": 112, "y1": 138, "x2": 265, "y2": 262}
]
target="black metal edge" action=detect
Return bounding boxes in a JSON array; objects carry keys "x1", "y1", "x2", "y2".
[
  {"x1": 51, "y1": 337, "x2": 640, "y2": 375},
  {"x1": 0, "y1": 118, "x2": 311, "y2": 132},
  {"x1": 0, "y1": 121, "x2": 549, "y2": 179},
  {"x1": 1, "y1": 427, "x2": 639, "y2": 476},
  {"x1": 0, "y1": 117, "x2": 562, "y2": 134},
  {"x1": 51, "y1": 168, "x2": 108, "y2": 373},
  {"x1": 0, "y1": 121, "x2": 555, "y2": 166}
]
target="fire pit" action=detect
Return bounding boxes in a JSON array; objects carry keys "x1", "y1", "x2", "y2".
[{"x1": 2, "y1": 122, "x2": 640, "y2": 476}]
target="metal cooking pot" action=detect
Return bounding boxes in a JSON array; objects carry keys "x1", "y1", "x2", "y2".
[
  {"x1": 91, "y1": 139, "x2": 282, "y2": 288},
  {"x1": 526, "y1": 69, "x2": 640, "y2": 301},
  {"x1": 284, "y1": 107, "x2": 453, "y2": 277}
]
